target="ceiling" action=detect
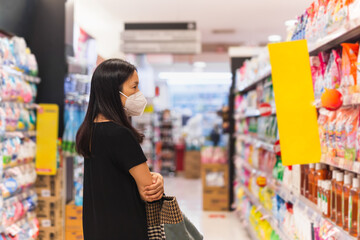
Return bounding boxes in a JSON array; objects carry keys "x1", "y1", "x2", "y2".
[{"x1": 75, "y1": 0, "x2": 312, "y2": 58}]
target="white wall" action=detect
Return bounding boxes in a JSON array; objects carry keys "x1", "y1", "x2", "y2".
[{"x1": 74, "y1": 0, "x2": 125, "y2": 59}]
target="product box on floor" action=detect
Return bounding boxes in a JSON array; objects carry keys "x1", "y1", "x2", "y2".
[
  {"x1": 65, "y1": 231, "x2": 84, "y2": 240},
  {"x1": 36, "y1": 168, "x2": 64, "y2": 198},
  {"x1": 185, "y1": 150, "x2": 201, "y2": 179},
  {"x1": 201, "y1": 163, "x2": 229, "y2": 211},
  {"x1": 66, "y1": 201, "x2": 83, "y2": 232},
  {"x1": 36, "y1": 197, "x2": 64, "y2": 228},
  {"x1": 38, "y1": 226, "x2": 64, "y2": 240}
]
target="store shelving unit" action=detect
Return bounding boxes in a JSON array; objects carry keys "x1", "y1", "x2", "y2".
[
  {"x1": 238, "y1": 70, "x2": 272, "y2": 93},
  {"x1": 238, "y1": 158, "x2": 356, "y2": 240},
  {"x1": 309, "y1": 23, "x2": 360, "y2": 55},
  {"x1": 240, "y1": 184, "x2": 291, "y2": 240},
  {"x1": 231, "y1": 18, "x2": 360, "y2": 239}
]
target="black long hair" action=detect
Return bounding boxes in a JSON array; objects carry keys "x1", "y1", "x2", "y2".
[{"x1": 76, "y1": 59, "x2": 144, "y2": 158}]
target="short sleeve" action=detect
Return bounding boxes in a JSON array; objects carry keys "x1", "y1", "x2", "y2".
[{"x1": 111, "y1": 127, "x2": 147, "y2": 171}]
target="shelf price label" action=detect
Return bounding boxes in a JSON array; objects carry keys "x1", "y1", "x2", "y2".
[{"x1": 268, "y1": 40, "x2": 321, "y2": 166}]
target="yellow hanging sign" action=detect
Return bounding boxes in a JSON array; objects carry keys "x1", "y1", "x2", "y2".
[
  {"x1": 268, "y1": 40, "x2": 321, "y2": 166},
  {"x1": 36, "y1": 104, "x2": 59, "y2": 175}
]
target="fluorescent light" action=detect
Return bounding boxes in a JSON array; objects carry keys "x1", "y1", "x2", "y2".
[
  {"x1": 167, "y1": 78, "x2": 232, "y2": 86},
  {"x1": 158, "y1": 72, "x2": 232, "y2": 81},
  {"x1": 285, "y1": 19, "x2": 297, "y2": 27},
  {"x1": 268, "y1": 35, "x2": 282, "y2": 42},
  {"x1": 193, "y1": 61, "x2": 207, "y2": 68}
]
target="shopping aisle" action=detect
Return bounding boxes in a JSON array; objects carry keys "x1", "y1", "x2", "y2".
[{"x1": 164, "y1": 176, "x2": 250, "y2": 240}]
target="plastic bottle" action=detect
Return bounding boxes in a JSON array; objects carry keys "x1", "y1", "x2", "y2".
[
  {"x1": 323, "y1": 181, "x2": 331, "y2": 218},
  {"x1": 317, "y1": 180, "x2": 323, "y2": 211},
  {"x1": 331, "y1": 170, "x2": 339, "y2": 222},
  {"x1": 349, "y1": 178, "x2": 360, "y2": 236},
  {"x1": 301, "y1": 165, "x2": 306, "y2": 196},
  {"x1": 303, "y1": 165, "x2": 310, "y2": 198},
  {"x1": 343, "y1": 174, "x2": 352, "y2": 231},
  {"x1": 308, "y1": 164, "x2": 316, "y2": 202},
  {"x1": 336, "y1": 172, "x2": 344, "y2": 226},
  {"x1": 314, "y1": 163, "x2": 328, "y2": 204}
]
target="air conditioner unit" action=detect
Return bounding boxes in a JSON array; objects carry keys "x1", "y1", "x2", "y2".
[
  {"x1": 121, "y1": 22, "x2": 201, "y2": 54},
  {"x1": 121, "y1": 42, "x2": 201, "y2": 54}
]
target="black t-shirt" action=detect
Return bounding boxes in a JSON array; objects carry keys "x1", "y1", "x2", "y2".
[{"x1": 83, "y1": 122, "x2": 149, "y2": 240}]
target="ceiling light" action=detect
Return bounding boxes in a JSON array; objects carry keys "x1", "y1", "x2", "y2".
[
  {"x1": 193, "y1": 61, "x2": 207, "y2": 68},
  {"x1": 285, "y1": 19, "x2": 297, "y2": 27},
  {"x1": 158, "y1": 72, "x2": 232, "y2": 81},
  {"x1": 268, "y1": 35, "x2": 282, "y2": 42},
  {"x1": 167, "y1": 78, "x2": 232, "y2": 86}
]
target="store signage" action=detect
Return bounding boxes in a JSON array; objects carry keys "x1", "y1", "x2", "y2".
[
  {"x1": 36, "y1": 104, "x2": 59, "y2": 175},
  {"x1": 268, "y1": 40, "x2": 321, "y2": 166},
  {"x1": 259, "y1": 103, "x2": 272, "y2": 116},
  {"x1": 121, "y1": 22, "x2": 201, "y2": 54}
]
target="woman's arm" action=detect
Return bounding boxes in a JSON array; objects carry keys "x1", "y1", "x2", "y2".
[
  {"x1": 145, "y1": 172, "x2": 164, "y2": 201},
  {"x1": 129, "y1": 163, "x2": 155, "y2": 202}
]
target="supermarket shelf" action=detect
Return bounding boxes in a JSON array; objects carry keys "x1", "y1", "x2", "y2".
[
  {"x1": 237, "y1": 134, "x2": 275, "y2": 152},
  {"x1": 0, "y1": 102, "x2": 39, "y2": 110},
  {"x1": 3, "y1": 159, "x2": 35, "y2": 171},
  {"x1": 309, "y1": 22, "x2": 360, "y2": 55},
  {"x1": 3, "y1": 131, "x2": 37, "y2": 138},
  {"x1": 235, "y1": 108, "x2": 277, "y2": 120},
  {"x1": 241, "y1": 185, "x2": 290, "y2": 240},
  {"x1": 315, "y1": 93, "x2": 360, "y2": 109},
  {"x1": 238, "y1": 70, "x2": 272, "y2": 93},
  {"x1": 238, "y1": 159, "x2": 356, "y2": 240},
  {"x1": 1, "y1": 66, "x2": 41, "y2": 84},
  {"x1": 320, "y1": 155, "x2": 360, "y2": 174}
]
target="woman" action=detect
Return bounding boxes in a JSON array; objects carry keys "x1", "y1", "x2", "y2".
[{"x1": 76, "y1": 59, "x2": 165, "y2": 240}]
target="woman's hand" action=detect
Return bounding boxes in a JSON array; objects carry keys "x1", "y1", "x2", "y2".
[{"x1": 144, "y1": 172, "x2": 164, "y2": 202}]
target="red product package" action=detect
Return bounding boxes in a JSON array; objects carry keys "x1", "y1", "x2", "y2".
[
  {"x1": 341, "y1": 43, "x2": 359, "y2": 87},
  {"x1": 326, "y1": 49, "x2": 342, "y2": 89}
]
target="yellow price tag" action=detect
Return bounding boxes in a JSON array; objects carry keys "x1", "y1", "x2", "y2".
[
  {"x1": 35, "y1": 104, "x2": 59, "y2": 175},
  {"x1": 268, "y1": 40, "x2": 321, "y2": 166}
]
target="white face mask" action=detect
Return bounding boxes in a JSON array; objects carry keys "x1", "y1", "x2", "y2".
[{"x1": 119, "y1": 91, "x2": 147, "y2": 116}]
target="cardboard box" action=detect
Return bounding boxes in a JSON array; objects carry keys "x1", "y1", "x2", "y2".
[
  {"x1": 36, "y1": 168, "x2": 64, "y2": 198},
  {"x1": 66, "y1": 202, "x2": 83, "y2": 232},
  {"x1": 36, "y1": 197, "x2": 63, "y2": 227},
  {"x1": 65, "y1": 231, "x2": 84, "y2": 240},
  {"x1": 184, "y1": 151, "x2": 201, "y2": 179},
  {"x1": 201, "y1": 164, "x2": 229, "y2": 211},
  {"x1": 38, "y1": 226, "x2": 63, "y2": 240}
]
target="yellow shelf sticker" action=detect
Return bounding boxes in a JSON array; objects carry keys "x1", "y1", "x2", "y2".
[
  {"x1": 268, "y1": 40, "x2": 321, "y2": 166},
  {"x1": 36, "y1": 104, "x2": 59, "y2": 175}
]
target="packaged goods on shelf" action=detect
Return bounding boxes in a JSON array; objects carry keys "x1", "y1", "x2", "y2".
[
  {"x1": 65, "y1": 201, "x2": 83, "y2": 240},
  {"x1": 289, "y1": 0, "x2": 360, "y2": 48},
  {"x1": 35, "y1": 168, "x2": 64, "y2": 198},
  {"x1": 63, "y1": 74, "x2": 90, "y2": 156},
  {"x1": 73, "y1": 156, "x2": 84, "y2": 207},
  {"x1": 0, "y1": 34, "x2": 42, "y2": 239},
  {"x1": 235, "y1": 49, "x2": 271, "y2": 92},
  {"x1": 132, "y1": 103, "x2": 156, "y2": 170}
]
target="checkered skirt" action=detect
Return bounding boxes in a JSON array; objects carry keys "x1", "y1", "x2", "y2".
[{"x1": 145, "y1": 196, "x2": 184, "y2": 240}]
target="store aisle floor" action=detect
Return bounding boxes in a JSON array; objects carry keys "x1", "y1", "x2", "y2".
[{"x1": 164, "y1": 176, "x2": 250, "y2": 240}]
